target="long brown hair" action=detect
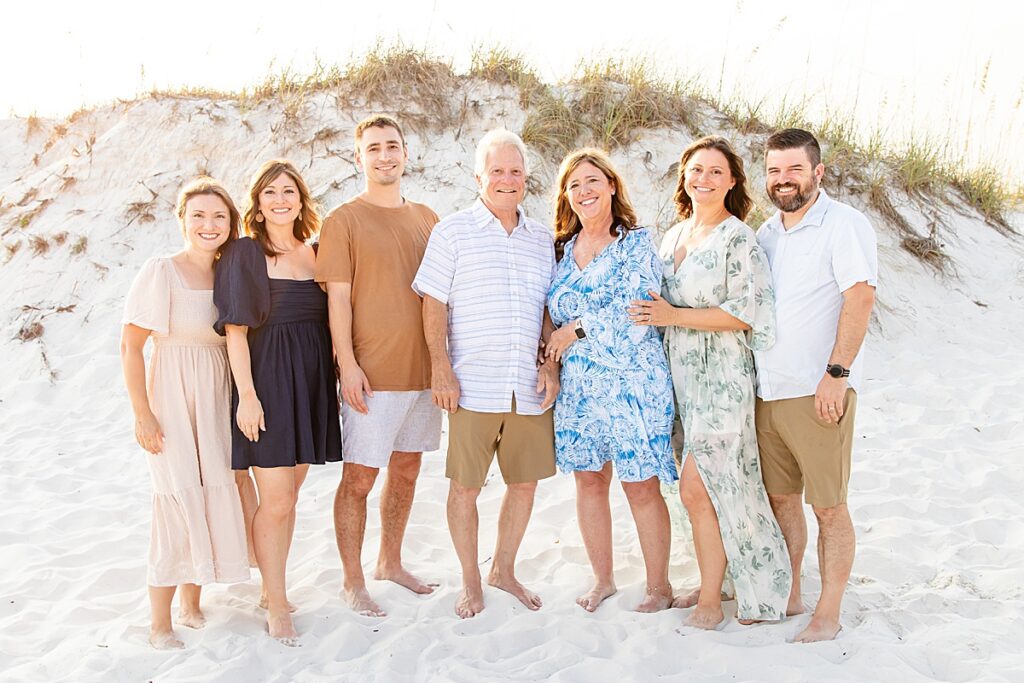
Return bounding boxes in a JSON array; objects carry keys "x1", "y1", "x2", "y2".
[
  {"x1": 242, "y1": 159, "x2": 321, "y2": 256},
  {"x1": 672, "y1": 136, "x2": 752, "y2": 221},
  {"x1": 553, "y1": 148, "x2": 638, "y2": 260},
  {"x1": 175, "y1": 176, "x2": 240, "y2": 262}
]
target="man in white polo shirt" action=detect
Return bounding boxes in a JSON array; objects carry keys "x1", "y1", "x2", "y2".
[
  {"x1": 413, "y1": 129, "x2": 560, "y2": 619},
  {"x1": 754, "y1": 128, "x2": 877, "y2": 643}
]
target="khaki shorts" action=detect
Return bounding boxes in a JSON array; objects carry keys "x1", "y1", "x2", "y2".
[
  {"x1": 755, "y1": 389, "x2": 858, "y2": 508},
  {"x1": 446, "y1": 397, "x2": 556, "y2": 489}
]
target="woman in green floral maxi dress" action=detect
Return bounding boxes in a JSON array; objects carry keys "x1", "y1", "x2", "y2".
[{"x1": 631, "y1": 137, "x2": 791, "y2": 629}]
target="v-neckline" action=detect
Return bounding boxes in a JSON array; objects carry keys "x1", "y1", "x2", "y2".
[
  {"x1": 669, "y1": 217, "x2": 730, "y2": 275},
  {"x1": 571, "y1": 229, "x2": 617, "y2": 272}
]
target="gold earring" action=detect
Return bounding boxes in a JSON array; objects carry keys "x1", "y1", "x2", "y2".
[{"x1": 256, "y1": 212, "x2": 264, "y2": 223}]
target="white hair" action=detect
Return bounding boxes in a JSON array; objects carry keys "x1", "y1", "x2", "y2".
[{"x1": 474, "y1": 129, "x2": 530, "y2": 177}]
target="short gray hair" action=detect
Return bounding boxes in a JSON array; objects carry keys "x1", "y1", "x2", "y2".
[{"x1": 474, "y1": 129, "x2": 530, "y2": 177}]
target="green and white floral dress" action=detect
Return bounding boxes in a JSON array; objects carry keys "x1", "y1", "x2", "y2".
[{"x1": 660, "y1": 215, "x2": 791, "y2": 620}]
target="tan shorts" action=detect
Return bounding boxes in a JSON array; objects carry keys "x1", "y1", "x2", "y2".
[
  {"x1": 755, "y1": 389, "x2": 858, "y2": 508},
  {"x1": 446, "y1": 397, "x2": 556, "y2": 489}
]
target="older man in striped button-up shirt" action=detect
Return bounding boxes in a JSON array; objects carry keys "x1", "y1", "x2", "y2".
[{"x1": 413, "y1": 129, "x2": 560, "y2": 619}]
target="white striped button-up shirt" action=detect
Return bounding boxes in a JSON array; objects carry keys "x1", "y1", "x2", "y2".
[{"x1": 413, "y1": 199, "x2": 556, "y2": 415}]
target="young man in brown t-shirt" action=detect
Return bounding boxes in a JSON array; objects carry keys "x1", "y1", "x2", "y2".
[{"x1": 315, "y1": 115, "x2": 441, "y2": 617}]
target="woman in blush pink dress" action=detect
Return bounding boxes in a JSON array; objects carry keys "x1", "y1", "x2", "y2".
[{"x1": 120, "y1": 177, "x2": 250, "y2": 649}]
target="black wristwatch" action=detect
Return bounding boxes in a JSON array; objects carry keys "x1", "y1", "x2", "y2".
[
  {"x1": 574, "y1": 319, "x2": 587, "y2": 339},
  {"x1": 826, "y1": 363, "x2": 850, "y2": 378}
]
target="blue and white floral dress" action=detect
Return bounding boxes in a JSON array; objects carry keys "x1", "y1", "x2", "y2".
[{"x1": 547, "y1": 227, "x2": 677, "y2": 483}]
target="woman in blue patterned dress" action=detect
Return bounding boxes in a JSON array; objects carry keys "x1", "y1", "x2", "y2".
[
  {"x1": 544, "y1": 148, "x2": 677, "y2": 613},
  {"x1": 630, "y1": 136, "x2": 791, "y2": 631}
]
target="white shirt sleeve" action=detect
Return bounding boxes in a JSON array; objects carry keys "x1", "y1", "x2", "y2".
[
  {"x1": 412, "y1": 226, "x2": 456, "y2": 304},
  {"x1": 832, "y1": 211, "x2": 878, "y2": 292}
]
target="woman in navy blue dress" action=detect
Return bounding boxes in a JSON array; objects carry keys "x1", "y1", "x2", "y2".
[{"x1": 214, "y1": 159, "x2": 341, "y2": 645}]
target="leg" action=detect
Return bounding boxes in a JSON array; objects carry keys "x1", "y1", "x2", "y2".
[
  {"x1": 623, "y1": 476, "x2": 674, "y2": 613},
  {"x1": 487, "y1": 481, "x2": 543, "y2": 610},
  {"x1": 333, "y1": 462, "x2": 385, "y2": 616},
  {"x1": 678, "y1": 456, "x2": 726, "y2": 627},
  {"x1": 769, "y1": 493, "x2": 808, "y2": 617},
  {"x1": 259, "y1": 466, "x2": 306, "y2": 614},
  {"x1": 251, "y1": 466, "x2": 300, "y2": 644},
  {"x1": 573, "y1": 465, "x2": 617, "y2": 612},
  {"x1": 148, "y1": 585, "x2": 183, "y2": 649},
  {"x1": 447, "y1": 478, "x2": 485, "y2": 618},
  {"x1": 176, "y1": 583, "x2": 205, "y2": 628},
  {"x1": 234, "y1": 469, "x2": 258, "y2": 567},
  {"x1": 794, "y1": 503, "x2": 854, "y2": 642},
  {"x1": 374, "y1": 452, "x2": 436, "y2": 594}
]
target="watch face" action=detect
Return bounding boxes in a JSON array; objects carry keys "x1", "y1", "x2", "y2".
[{"x1": 828, "y1": 365, "x2": 842, "y2": 378}]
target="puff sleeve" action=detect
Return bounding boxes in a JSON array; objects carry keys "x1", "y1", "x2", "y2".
[
  {"x1": 718, "y1": 221, "x2": 776, "y2": 351},
  {"x1": 122, "y1": 257, "x2": 172, "y2": 335},
  {"x1": 214, "y1": 237, "x2": 270, "y2": 335}
]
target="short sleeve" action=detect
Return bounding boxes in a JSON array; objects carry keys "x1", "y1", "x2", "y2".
[
  {"x1": 122, "y1": 257, "x2": 172, "y2": 335},
  {"x1": 315, "y1": 209, "x2": 353, "y2": 284},
  {"x1": 214, "y1": 238, "x2": 270, "y2": 335},
  {"x1": 412, "y1": 226, "x2": 456, "y2": 303},
  {"x1": 832, "y1": 210, "x2": 878, "y2": 292},
  {"x1": 719, "y1": 221, "x2": 776, "y2": 351}
]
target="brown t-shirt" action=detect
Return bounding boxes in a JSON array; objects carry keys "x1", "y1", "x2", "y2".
[{"x1": 315, "y1": 197, "x2": 439, "y2": 391}]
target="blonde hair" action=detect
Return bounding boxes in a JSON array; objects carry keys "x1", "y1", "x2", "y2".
[{"x1": 474, "y1": 129, "x2": 529, "y2": 177}]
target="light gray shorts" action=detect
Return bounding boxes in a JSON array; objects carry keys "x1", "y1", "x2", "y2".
[{"x1": 341, "y1": 390, "x2": 442, "y2": 468}]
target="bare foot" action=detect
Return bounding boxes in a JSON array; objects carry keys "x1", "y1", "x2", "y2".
[
  {"x1": 344, "y1": 586, "x2": 387, "y2": 617},
  {"x1": 635, "y1": 584, "x2": 674, "y2": 613},
  {"x1": 267, "y1": 611, "x2": 299, "y2": 647},
  {"x1": 672, "y1": 587, "x2": 733, "y2": 609},
  {"x1": 576, "y1": 582, "x2": 617, "y2": 612},
  {"x1": 671, "y1": 586, "x2": 701, "y2": 609},
  {"x1": 793, "y1": 615, "x2": 842, "y2": 643},
  {"x1": 176, "y1": 608, "x2": 206, "y2": 629},
  {"x1": 455, "y1": 583, "x2": 485, "y2": 619},
  {"x1": 787, "y1": 597, "x2": 808, "y2": 617},
  {"x1": 487, "y1": 571, "x2": 542, "y2": 611},
  {"x1": 149, "y1": 627, "x2": 184, "y2": 650},
  {"x1": 683, "y1": 604, "x2": 726, "y2": 630},
  {"x1": 259, "y1": 592, "x2": 297, "y2": 613},
  {"x1": 374, "y1": 565, "x2": 438, "y2": 595}
]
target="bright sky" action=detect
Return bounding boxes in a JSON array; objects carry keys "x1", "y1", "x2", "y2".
[{"x1": 6, "y1": 0, "x2": 1023, "y2": 179}]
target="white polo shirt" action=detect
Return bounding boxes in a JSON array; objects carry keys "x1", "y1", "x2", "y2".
[
  {"x1": 754, "y1": 189, "x2": 878, "y2": 401},
  {"x1": 412, "y1": 199, "x2": 556, "y2": 415}
]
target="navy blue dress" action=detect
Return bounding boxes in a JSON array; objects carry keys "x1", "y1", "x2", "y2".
[{"x1": 214, "y1": 237, "x2": 342, "y2": 470}]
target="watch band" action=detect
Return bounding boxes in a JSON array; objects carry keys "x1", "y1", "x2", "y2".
[{"x1": 826, "y1": 363, "x2": 850, "y2": 378}]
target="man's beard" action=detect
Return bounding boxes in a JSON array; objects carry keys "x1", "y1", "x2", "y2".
[{"x1": 767, "y1": 178, "x2": 817, "y2": 212}]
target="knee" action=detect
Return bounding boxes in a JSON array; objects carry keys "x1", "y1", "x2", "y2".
[
  {"x1": 576, "y1": 472, "x2": 610, "y2": 496},
  {"x1": 388, "y1": 457, "x2": 422, "y2": 485},
  {"x1": 507, "y1": 481, "x2": 537, "y2": 500},
  {"x1": 260, "y1": 490, "x2": 297, "y2": 520},
  {"x1": 678, "y1": 480, "x2": 707, "y2": 512},
  {"x1": 812, "y1": 503, "x2": 849, "y2": 527},
  {"x1": 625, "y1": 479, "x2": 664, "y2": 507},
  {"x1": 340, "y1": 468, "x2": 378, "y2": 498},
  {"x1": 448, "y1": 480, "x2": 481, "y2": 503}
]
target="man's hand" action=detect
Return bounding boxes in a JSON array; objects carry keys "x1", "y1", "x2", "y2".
[
  {"x1": 815, "y1": 375, "x2": 847, "y2": 423},
  {"x1": 340, "y1": 361, "x2": 374, "y2": 414},
  {"x1": 537, "y1": 359, "x2": 560, "y2": 410},
  {"x1": 431, "y1": 362, "x2": 461, "y2": 414}
]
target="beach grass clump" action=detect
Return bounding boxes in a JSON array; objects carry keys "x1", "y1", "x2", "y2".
[
  {"x1": 468, "y1": 46, "x2": 547, "y2": 107},
  {"x1": 343, "y1": 43, "x2": 459, "y2": 125},
  {"x1": 949, "y1": 165, "x2": 1012, "y2": 229},
  {"x1": 70, "y1": 235, "x2": 88, "y2": 256}
]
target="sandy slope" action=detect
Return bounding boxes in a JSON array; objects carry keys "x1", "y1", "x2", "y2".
[{"x1": 1, "y1": 90, "x2": 1022, "y2": 682}]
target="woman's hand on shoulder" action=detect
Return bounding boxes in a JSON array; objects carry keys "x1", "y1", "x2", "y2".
[{"x1": 134, "y1": 411, "x2": 165, "y2": 454}]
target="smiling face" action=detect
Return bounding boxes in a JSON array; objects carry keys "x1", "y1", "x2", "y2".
[
  {"x1": 683, "y1": 148, "x2": 735, "y2": 211},
  {"x1": 182, "y1": 193, "x2": 231, "y2": 254},
  {"x1": 766, "y1": 146, "x2": 824, "y2": 213},
  {"x1": 257, "y1": 172, "x2": 302, "y2": 227},
  {"x1": 477, "y1": 144, "x2": 526, "y2": 215},
  {"x1": 356, "y1": 124, "x2": 407, "y2": 187},
  {"x1": 565, "y1": 160, "x2": 615, "y2": 226}
]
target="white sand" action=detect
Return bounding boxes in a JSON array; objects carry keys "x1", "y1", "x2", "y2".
[{"x1": 1, "y1": 89, "x2": 1022, "y2": 682}]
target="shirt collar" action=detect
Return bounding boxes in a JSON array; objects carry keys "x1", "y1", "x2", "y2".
[
  {"x1": 471, "y1": 198, "x2": 532, "y2": 233},
  {"x1": 765, "y1": 188, "x2": 832, "y2": 234}
]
